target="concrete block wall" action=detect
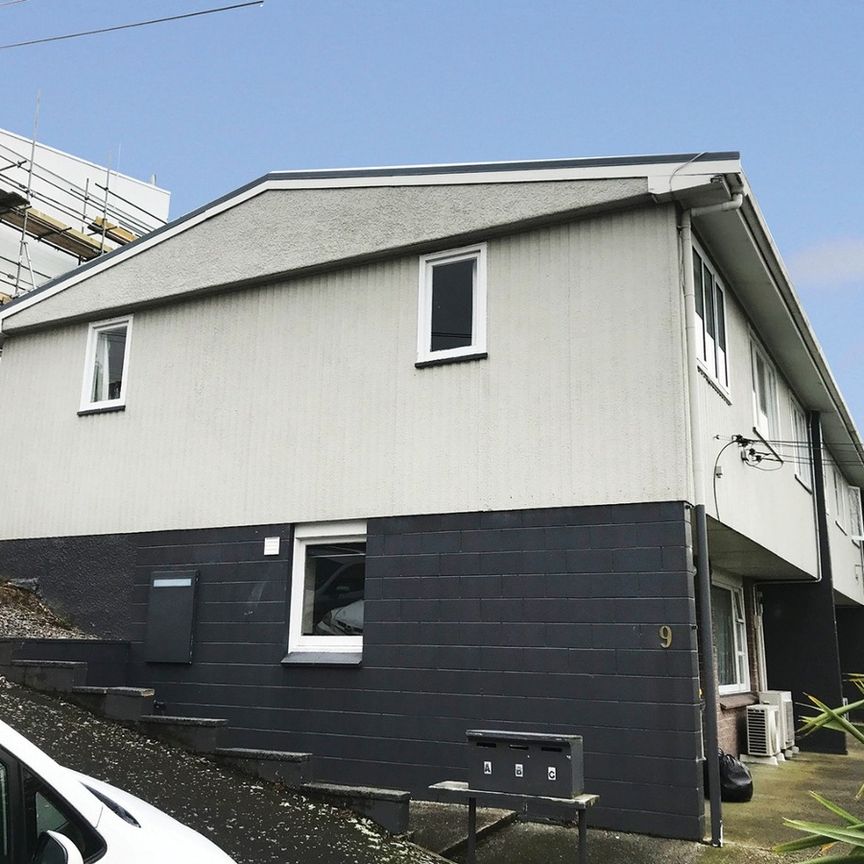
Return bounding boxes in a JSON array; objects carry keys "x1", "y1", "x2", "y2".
[{"x1": 120, "y1": 501, "x2": 703, "y2": 839}]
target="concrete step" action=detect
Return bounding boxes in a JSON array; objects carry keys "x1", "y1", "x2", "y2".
[
  {"x1": 213, "y1": 748, "x2": 312, "y2": 788},
  {"x1": 301, "y1": 782, "x2": 410, "y2": 835},
  {"x1": 7, "y1": 660, "x2": 87, "y2": 692},
  {"x1": 70, "y1": 686, "x2": 155, "y2": 721},
  {"x1": 137, "y1": 715, "x2": 227, "y2": 753}
]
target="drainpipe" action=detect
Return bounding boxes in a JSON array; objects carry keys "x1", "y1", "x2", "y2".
[{"x1": 679, "y1": 190, "x2": 744, "y2": 848}]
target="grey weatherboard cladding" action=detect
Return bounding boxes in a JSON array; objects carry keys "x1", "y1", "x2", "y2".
[{"x1": 120, "y1": 501, "x2": 704, "y2": 840}]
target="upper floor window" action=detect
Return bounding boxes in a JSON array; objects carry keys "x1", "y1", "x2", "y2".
[
  {"x1": 790, "y1": 399, "x2": 812, "y2": 489},
  {"x1": 80, "y1": 316, "x2": 132, "y2": 413},
  {"x1": 750, "y1": 339, "x2": 779, "y2": 439},
  {"x1": 692, "y1": 245, "x2": 729, "y2": 390},
  {"x1": 850, "y1": 486, "x2": 864, "y2": 545},
  {"x1": 417, "y1": 244, "x2": 487, "y2": 365},
  {"x1": 833, "y1": 463, "x2": 849, "y2": 533}
]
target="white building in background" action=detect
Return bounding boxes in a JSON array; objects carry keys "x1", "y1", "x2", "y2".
[{"x1": 0, "y1": 128, "x2": 170, "y2": 302}]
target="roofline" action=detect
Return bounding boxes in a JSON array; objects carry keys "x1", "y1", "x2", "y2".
[
  {"x1": 0, "y1": 126, "x2": 170, "y2": 196},
  {"x1": 0, "y1": 151, "x2": 740, "y2": 324}
]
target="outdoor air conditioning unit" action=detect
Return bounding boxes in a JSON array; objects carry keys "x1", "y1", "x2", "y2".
[
  {"x1": 746, "y1": 704, "x2": 781, "y2": 757},
  {"x1": 760, "y1": 690, "x2": 795, "y2": 750}
]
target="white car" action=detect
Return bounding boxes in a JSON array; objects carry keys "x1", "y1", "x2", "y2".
[{"x1": 0, "y1": 718, "x2": 237, "y2": 863}]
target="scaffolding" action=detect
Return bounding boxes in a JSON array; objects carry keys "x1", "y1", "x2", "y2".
[{"x1": 0, "y1": 130, "x2": 167, "y2": 298}]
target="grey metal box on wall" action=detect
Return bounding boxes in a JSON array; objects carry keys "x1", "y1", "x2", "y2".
[
  {"x1": 143, "y1": 570, "x2": 199, "y2": 663},
  {"x1": 467, "y1": 730, "x2": 584, "y2": 797}
]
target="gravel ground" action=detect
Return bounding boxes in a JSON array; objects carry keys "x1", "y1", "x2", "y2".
[
  {"x1": 0, "y1": 582, "x2": 93, "y2": 638},
  {"x1": 0, "y1": 682, "x2": 441, "y2": 864}
]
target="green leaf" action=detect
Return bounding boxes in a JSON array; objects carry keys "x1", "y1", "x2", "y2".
[
  {"x1": 799, "y1": 695, "x2": 864, "y2": 746},
  {"x1": 782, "y1": 818, "x2": 864, "y2": 847},
  {"x1": 810, "y1": 792, "x2": 862, "y2": 825}
]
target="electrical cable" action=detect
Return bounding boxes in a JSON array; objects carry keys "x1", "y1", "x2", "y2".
[
  {"x1": 0, "y1": 2, "x2": 263, "y2": 50},
  {"x1": 711, "y1": 437, "x2": 739, "y2": 521}
]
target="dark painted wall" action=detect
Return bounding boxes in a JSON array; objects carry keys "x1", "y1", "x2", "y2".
[
  {"x1": 0, "y1": 534, "x2": 136, "y2": 638},
  {"x1": 123, "y1": 502, "x2": 704, "y2": 839},
  {"x1": 837, "y1": 607, "x2": 864, "y2": 718}
]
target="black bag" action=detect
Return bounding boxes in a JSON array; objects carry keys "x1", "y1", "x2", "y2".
[{"x1": 703, "y1": 749, "x2": 754, "y2": 802}]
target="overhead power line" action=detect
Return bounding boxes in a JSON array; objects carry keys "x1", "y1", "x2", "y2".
[{"x1": 0, "y1": 1, "x2": 263, "y2": 51}]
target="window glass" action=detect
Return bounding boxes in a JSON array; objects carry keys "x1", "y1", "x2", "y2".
[
  {"x1": 0, "y1": 764, "x2": 8, "y2": 864},
  {"x1": 752, "y1": 342, "x2": 778, "y2": 437},
  {"x1": 791, "y1": 402, "x2": 812, "y2": 488},
  {"x1": 692, "y1": 246, "x2": 728, "y2": 388},
  {"x1": 91, "y1": 325, "x2": 127, "y2": 402},
  {"x1": 302, "y1": 542, "x2": 366, "y2": 637},
  {"x1": 23, "y1": 769, "x2": 103, "y2": 862},
  {"x1": 850, "y1": 487, "x2": 864, "y2": 545},
  {"x1": 430, "y1": 259, "x2": 474, "y2": 352},
  {"x1": 711, "y1": 582, "x2": 749, "y2": 693}
]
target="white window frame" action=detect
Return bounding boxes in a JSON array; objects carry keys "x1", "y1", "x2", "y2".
[
  {"x1": 287, "y1": 520, "x2": 367, "y2": 656},
  {"x1": 790, "y1": 398, "x2": 812, "y2": 490},
  {"x1": 417, "y1": 243, "x2": 487, "y2": 364},
  {"x1": 79, "y1": 315, "x2": 133, "y2": 412},
  {"x1": 692, "y1": 241, "x2": 730, "y2": 392},
  {"x1": 833, "y1": 464, "x2": 849, "y2": 534},
  {"x1": 850, "y1": 486, "x2": 864, "y2": 547},
  {"x1": 712, "y1": 574, "x2": 750, "y2": 696},
  {"x1": 750, "y1": 337, "x2": 779, "y2": 440}
]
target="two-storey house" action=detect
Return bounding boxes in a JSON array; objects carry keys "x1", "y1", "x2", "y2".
[{"x1": 0, "y1": 153, "x2": 861, "y2": 841}]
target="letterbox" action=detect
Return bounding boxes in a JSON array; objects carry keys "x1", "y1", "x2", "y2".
[{"x1": 466, "y1": 730, "x2": 583, "y2": 797}]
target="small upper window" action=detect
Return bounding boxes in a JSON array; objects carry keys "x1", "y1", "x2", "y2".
[
  {"x1": 750, "y1": 339, "x2": 778, "y2": 439},
  {"x1": 790, "y1": 399, "x2": 812, "y2": 489},
  {"x1": 833, "y1": 464, "x2": 849, "y2": 533},
  {"x1": 80, "y1": 316, "x2": 132, "y2": 412},
  {"x1": 692, "y1": 245, "x2": 729, "y2": 390},
  {"x1": 287, "y1": 521, "x2": 366, "y2": 658},
  {"x1": 417, "y1": 244, "x2": 487, "y2": 365},
  {"x1": 850, "y1": 486, "x2": 864, "y2": 545}
]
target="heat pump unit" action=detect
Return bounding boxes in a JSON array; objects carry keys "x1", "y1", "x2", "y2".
[
  {"x1": 760, "y1": 690, "x2": 795, "y2": 749},
  {"x1": 747, "y1": 704, "x2": 781, "y2": 757}
]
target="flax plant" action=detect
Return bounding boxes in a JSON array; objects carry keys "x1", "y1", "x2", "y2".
[{"x1": 775, "y1": 675, "x2": 864, "y2": 862}]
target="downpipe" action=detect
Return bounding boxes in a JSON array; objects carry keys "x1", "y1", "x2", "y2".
[{"x1": 680, "y1": 191, "x2": 743, "y2": 847}]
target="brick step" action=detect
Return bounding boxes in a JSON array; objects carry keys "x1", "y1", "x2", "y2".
[
  {"x1": 213, "y1": 748, "x2": 312, "y2": 787},
  {"x1": 6, "y1": 660, "x2": 87, "y2": 692},
  {"x1": 137, "y1": 715, "x2": 227, "y2": 753},
  {"x1": 301, "y1": 782, "x2": 410, "y2": 834},
  {"x1": 69, "y1": 686, "x2": 155, "y2": 721}
]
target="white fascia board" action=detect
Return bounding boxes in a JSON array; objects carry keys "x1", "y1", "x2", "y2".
[{"x1": 0, "y1": 154, "x2": 741, "y2": 332}]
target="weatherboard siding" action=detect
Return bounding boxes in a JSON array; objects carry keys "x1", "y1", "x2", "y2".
[
  {"x1": 0, "y1": 207, "x2": 688, "y2": 540},
  {"x1": 124, "y1": 503, "x2": 704, "y2": 840}
]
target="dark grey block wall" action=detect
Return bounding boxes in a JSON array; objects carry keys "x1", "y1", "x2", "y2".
[
  {"x1": 123, "y1": 502, "x2": 703, "y2": 839},
  {"x1": 837, "y1": 607, "x2": 864, "y2": 719},
  {"x1": 0, "y1": 533, "x2": 136, "y2": 638}
]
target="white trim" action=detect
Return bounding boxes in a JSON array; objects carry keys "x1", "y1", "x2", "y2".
[
  {"x1": 0, "y1": 156, "x2": 740, "y2": 328},
  {"x1": 750, "y1": 336, "x2": 779, "y2": 441},
  {"x1": 790, "y1": 397, "x2": 812, "y2": 490},
  {"x1": 712, "y1": 573, "x2": 751, "y2": 696},
  {"x1": 79, "y1": 314, "x2": 133, "y2": 412},
  {"x1": 417, "y1": 243, "x2": 487, "y2": 364},
  {"x1": 691, "y1": 238, "x2": 731, "y2": 396},
  {"x1": 287, "y1": 520, "x2": 367, "y2": 656}
]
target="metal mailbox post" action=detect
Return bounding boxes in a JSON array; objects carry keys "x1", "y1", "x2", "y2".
[{"x1": 431, "y1": 730, "x2": 599, "y2": 864}]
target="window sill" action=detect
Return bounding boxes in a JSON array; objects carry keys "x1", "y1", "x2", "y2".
[
  {"x1": 77, "y1": 404, "x2": 126, "y2": 417},
  {"x1": 415, "y1": 351, "x2": 487, "y2": 369},
  {"x1": 719, "y1": 692, "x2": 758, "y2": 710},
  {"x1": 281, "y1": 651, "x2": 362, "y2": 667},
  {"x1": 696, "y1": 365, "x2": 732, "y2": 405},
  {"x1": 794, "y1": 474, "x2": 813, "y2": 494}
]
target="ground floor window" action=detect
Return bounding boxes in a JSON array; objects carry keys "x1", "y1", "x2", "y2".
[
  {"x1": 288, "y1": 521, "x2": 366, "y2": 657},
  {"x1": 711, "y1": 576, "x2": 750, "y2": 694}
]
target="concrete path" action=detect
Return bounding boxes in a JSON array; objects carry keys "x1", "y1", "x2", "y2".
[{"x1": 0, "y1": 681, "x2": 440, "y2": 864}]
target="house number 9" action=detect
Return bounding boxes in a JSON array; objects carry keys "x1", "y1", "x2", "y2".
[{"x1": 659, "y1": 625, "x2": 673, "y2": 648}]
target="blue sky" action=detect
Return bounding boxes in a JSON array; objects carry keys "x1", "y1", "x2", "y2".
[{"x1": 3, "y1": 0, "x2": 863, "y2": 423}]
